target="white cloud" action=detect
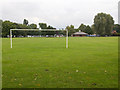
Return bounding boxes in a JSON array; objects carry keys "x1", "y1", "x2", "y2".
[{"x1": 1, "y1": 0, "x2": 119, "y2": 29}]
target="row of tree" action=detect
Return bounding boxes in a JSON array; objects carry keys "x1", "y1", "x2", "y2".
[
  {"x1": 1, "y1": 12, "x2": 120, "y2": 37},
  {"x1": 66, "y1": 24, "x2": 94, "y2": 36},
  {"x1": 1, "y1": 19, "x2": 58, "y2": 37},
  {"x1": 66, "y1": 13, "x2": 120, "y2": 36}
]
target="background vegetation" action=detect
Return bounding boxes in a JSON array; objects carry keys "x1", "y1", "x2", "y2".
[{"x1": 1, "y1": 12, "x2": 120, "y2": 37}]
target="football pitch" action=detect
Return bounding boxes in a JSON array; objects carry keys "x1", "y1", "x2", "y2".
[{"x1": 2, "y1": 37, "x2": 118, "y2": 88}]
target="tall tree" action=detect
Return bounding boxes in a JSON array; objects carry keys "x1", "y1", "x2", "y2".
[
  {"x1": 66, "y1": 25, "x2": 75, "y2": 36},
  {"x1": 2, "y1": 21, "x2": 17, "y2": 37},
  {"x1": 78, "y1": 24, "x2": 94, "y2": 34},
  {"x1": 105, "y1": 14, "x2": 114, "y2": 35},
  {"x1": 28, "y1": 24, "x2": 37, "y2": 29},
  {"x1": 47, "y1": 25, "x2": 56, "y2": 29},
  {"x1": 39, "y1": 23, "x2": 47, "y2": 29},
  {"x1": 78, "y1": 24, "x2": 86, "y2": 32},
  {"x1": 39, "y1": 23, "x2": 56, "y2": 35},
  {"x1": 13, "y1": 24, "x2": 29, "y2": 37},
  {"x1": 94, "y1": 13, "x2": 114, "y2": 36},
  {"x1": 23, "y1": 19, "x2": 29, "y2": 25},
  {"x1": 84, "y1": 25, "x2": 94, "y2": 34},
  {"x1": 91, "y1": 24, "x2": 95, "y2": 34}
]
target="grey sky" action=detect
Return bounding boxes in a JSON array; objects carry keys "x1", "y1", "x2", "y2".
[{"x1": 1, "y1": 0, "x2": 119, "y2": 29}]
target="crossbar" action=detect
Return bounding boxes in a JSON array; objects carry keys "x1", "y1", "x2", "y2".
[{"x1": 11, "y1": 29, "x2": 64, "y2": 31}]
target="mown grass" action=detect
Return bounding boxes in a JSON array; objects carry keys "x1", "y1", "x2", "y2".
[{"x1": 2, "y1": 37, "x2": 118, "y2": 88}]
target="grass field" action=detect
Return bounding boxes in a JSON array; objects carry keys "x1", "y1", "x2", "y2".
[{"x1": 2, "y1": 37, "x2": 118, "y2": 88}]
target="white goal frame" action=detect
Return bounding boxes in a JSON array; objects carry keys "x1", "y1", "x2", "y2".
[{"x1": 10, "y1": 29, "x2": 68, "y2": 48}]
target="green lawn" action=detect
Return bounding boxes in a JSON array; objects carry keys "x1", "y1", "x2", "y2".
[{"x1": 2, "y1": 37, "x2": 118, "y2": 88}]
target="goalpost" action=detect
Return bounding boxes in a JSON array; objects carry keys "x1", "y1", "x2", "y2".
[{"x1": 10, "y1": 29, "x2": 69, "y2": 48}]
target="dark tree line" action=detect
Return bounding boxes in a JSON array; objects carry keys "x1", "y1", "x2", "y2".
[
  {"x1": 65, "y1": 24, "x2": 94, "y2": 36},
  {"x1": 1, "y1": 12, "x2": 120, "y2": 37},
  {"x1": 65, "y1": 13, "x2": 117, "y2": 36},
  {"x1": 2, "y1": 20, "x2": 38, "y2": 37},
  {"x1": 1, "y1": 19, "x2": 57, "y2": 37}
]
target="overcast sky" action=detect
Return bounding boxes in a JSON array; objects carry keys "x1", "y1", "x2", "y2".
[{"x1": 0, "y1": 0, "x2": 119, "y2": 29}]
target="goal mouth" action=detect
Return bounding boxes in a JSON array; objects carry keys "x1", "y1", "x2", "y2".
[{"x1": 10, "y1": 29, "x2": 68, "y2": 48}]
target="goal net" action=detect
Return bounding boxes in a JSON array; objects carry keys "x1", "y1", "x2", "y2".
[{"x1": 10, "y1": 29, "x2": 68, "y2": 48}]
